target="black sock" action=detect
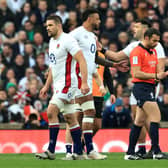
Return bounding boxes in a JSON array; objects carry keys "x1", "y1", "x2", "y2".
[
  {"x1": 127, "y1": 124, "x2": 142, "y2": 155},
  {"x1": 149, "y1": 122, "x2": 161, "y2": 154}
]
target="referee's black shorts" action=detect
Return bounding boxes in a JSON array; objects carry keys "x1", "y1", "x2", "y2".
[
  {"x1": 133, "y1": 82, "x2": 156, "y2": 108},
  {"x1": 93, "y1": 96, "x2": 104, "y2": 118}
]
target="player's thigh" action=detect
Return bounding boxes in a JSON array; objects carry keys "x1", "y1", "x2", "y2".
[
  {"x1": 143, "y1": 101, "x2": 161, "y2": 122},
  {"x1": 134, "y1": 107, "x2": 146, "y2": 126}
]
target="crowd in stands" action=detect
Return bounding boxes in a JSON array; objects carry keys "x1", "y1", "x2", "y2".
[{"x1": 0, "y1": 0, "x2": 168, "y2": 128}]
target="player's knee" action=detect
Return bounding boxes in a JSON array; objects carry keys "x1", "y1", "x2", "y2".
[
  {"x1": 134, "y1": 118, "x2": 145, "y2": 127},
  {"x1": 81, "y1": 101, "x2": 95, "y2": 114}
]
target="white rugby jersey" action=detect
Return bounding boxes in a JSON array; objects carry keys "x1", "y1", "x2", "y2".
[
  {"x1": 70, "y1": 26, "x2": 97, "y2": 82},
  {"x1": 48, "y1": 32, "x2": 80, "y2": 93},
  {"x1": 123, "y1": 41, "x2": 165, "y2": 59}
]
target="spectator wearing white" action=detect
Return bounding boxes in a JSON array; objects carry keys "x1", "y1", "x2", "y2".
[{"x1": 6, "y1": 0, "x2": 26, "y2": 14}]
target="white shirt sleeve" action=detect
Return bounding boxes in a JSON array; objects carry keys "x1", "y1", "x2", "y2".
[
  {"x1": 122, "y1": 41, "x2": 139, "y2": 57},
  {"x1": 155, "y1": 42, "x2": 165, "y2": 59},
  {"x1": 65, "y1": 35, "x2": 81, "y2": 56}
]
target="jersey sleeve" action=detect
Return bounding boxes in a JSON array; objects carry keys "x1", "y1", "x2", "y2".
[
  {"x1": 65, "y1": 35, "x2": 81, "y2": 57},
  {"x1": 155, "y1": 42, "x2": 165, "y2": 59},
  {"x1": 130, "y1": 47, "x2": 142, "y2": 67},
  {"x1": 122, "y1": 41, "x2": 139, "y2": 57}
]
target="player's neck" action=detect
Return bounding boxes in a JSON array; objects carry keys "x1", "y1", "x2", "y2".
[
  {"x1": 83, "y1": 22, "x2": 93, "y2": 32},
  {"x1": 141, "y1": 41, "x2": 150, "y2": 49},
  {"x1": 53, "y1": 30, "x2": 63, "y2": 40}
]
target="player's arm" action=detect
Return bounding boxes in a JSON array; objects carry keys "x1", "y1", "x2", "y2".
[
  {"x1": 157, "y1": 58, "x2": 165, "y2": 72},
  {"x1": 74, "y1": 50, "x2": 89, "y2": 94},
  {"x1": 96, "y1": 40, "x2": 127, "y2": 62},
  {"x1": 40, "y1": 68, "x2": 52, "y2": 97},
  {"x1": 104, "y1": 67, "x2": 116, "y2": 103},
  {"x1": 92, "y1": 71, "x2": 106, "y2": 96}
]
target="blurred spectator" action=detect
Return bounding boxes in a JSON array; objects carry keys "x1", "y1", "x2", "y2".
[
  {"x1": 23, "y1": 113, "x2": 48, "y2": 129},
  {"x1": 162, "y1": 31, "x2": 168, "y2": 56},
  {"x1": 15, "y1": 2, "x2": 32, "y2": 30},
  {"x1": 108, "y1": 41, "x2": 118, "y2": 52},
  {"x1": 63, "y1": 10, "x2": 79, "y2": 33},
  {"x1": 24, "y1": 42, "x2": 36, "y2": 67},
  {"x1": 33, "y1": 53, "x2": 48, "y2": 83},
  {"x1": 0, "y1": 21, "x2": 17, "y2": 44},
  {"x1": 33, "y1": 32, "x2": 48, "y2": 55},
  {"x1": 18, "y1": 67, "x2": 42, "y2": 92},
  {"x1": 158, "y1": 91, "x2": 168, "y2": 121},
  {"x1": 102, "y1": 16, "x2": 121, "y2": 41},
  {"x1": 117, "y1": 31, "x2": 129, "y2": 49},
  {"x1": 102, "y1": 98, "x2": 132, "y2": 128},
  {"x1": 55, "y1": 1, "x2": 69, "y2": 24},
  {"x1": 4, "y1": 68, "x2": 16, "y2": 86},
  {"x1": 147, "y1": 8, "x2": 159, "y2": 21},
  {"x1": 98, "y1": 0, "x2": 109, "y2": 25},
  {"x1": 6, "y1": 0, "x2": 26, "y2": 14},
  {"x1": 0, "y1": 90, "x2": 9, "y2": 122},
  {"x1": 23, "y1": 20, "x2": 36, "y2": 42},
  {"x1": 12, "y1": 30, "x2": 27, "y2": 56},
  {"x1": 134, "y1": 0, "x2": 148, "y2": 19},
  {"x1": 34, "y1": 0, "x2": 50, "y2": 25},
  {"x1": 0, "y1": 0, "x2": 15, "y2": 29},
  {"x1": 100, "y1": 33, "x2": 110, "y2": 49},
  {"x1": 122, "y1": 92, "x2": 131, "y2": 111},
  {"x1": 155, "y1": 0, "x2": 168, "y2": 19},
  {"x1": 76, "y1": 0, "x2": 89, "y2": 24},
  {"x1": 0, "y1": 54, "x2": 6, "y2": 82},
  {"x1": 115, "y1": 0, "x2": 131, "y2": 22},
  {"x1": 114, "y1": 83, "x2": 124, "y2": 98},
  {"x1": 12, "y1": 54, "x2": 26, "y2": 82}
]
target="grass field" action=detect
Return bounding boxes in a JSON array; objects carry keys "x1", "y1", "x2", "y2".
[{"x1": 0, "y1": 153, "x2": 168, "y2": 168}]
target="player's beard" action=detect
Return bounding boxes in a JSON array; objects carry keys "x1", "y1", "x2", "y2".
[{"x1": 92, "y1": 23, "x2": 99, "y2": 31}]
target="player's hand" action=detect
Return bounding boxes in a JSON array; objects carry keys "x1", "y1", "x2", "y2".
[
  {"x1": 157, "y1": 72, "x2": 168, "y2": 80},
  {"x1": 113, "y1": 60, "x2": 129, "y2": 72},
  {"x1": 110, "y1": 94, "x2": 116, "y2": 104},
  {"x1": 81, "y1": 83, "x2": 90, "y2": 95},
  {"x1": 40, "y1": 85, "x2": 48, "y2": 98},
  {"x1": 99, "y1": 85, "x2": 107, "y2": 96},
  {"x1": 96, "y1": 40, "x2": 102, "y2": 51}
]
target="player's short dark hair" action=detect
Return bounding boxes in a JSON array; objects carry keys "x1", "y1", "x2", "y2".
[
  {"x1": 47, "y1": 15, "x2": 62, "y2": 24},
  {"x1": 82, "y1": 8, "x2": 100, "y2": 22},
  {"x1": 135, "y1": 19, "x2": 151, "y2": 28},
  {"x1": 144, "y1": 28, "x2": 160, "y2": 38}
]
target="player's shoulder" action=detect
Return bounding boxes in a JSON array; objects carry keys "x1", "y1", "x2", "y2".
[
  {"x1": 155, "y1": 42, "x2": 164, "y2": 49},
  {"x1": 70, "y1": 26, "x2": 83, "y2": 35}
]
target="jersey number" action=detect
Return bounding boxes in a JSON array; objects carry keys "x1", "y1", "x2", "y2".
[{"x1": 90, "y1": 44, "x2": 96, "y2": 53}]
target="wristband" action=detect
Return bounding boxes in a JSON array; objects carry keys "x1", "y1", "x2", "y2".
[
  {"x1": 101, "y1": 48, "x2": 107, "y2": 54},
  {"x1": 155, "y1": 73, "x2": 159, "y2": 80}
]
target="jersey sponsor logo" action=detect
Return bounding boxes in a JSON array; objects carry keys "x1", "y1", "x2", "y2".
[
  {"x1": 49, "y1": 53, "x2": 56, "y2": 64},
  {"x1": 133, "y1": 56, "x2": 138, "y2": 64}
]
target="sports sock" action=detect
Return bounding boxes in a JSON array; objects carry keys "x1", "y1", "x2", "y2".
[
  {"x1": 70, "y1": 125, "x2": 82, "y2": 155},
  {"x1": 48, "y1": 123, "x2": 59, "y2": 153},
  {"x1": 65, "y1": 143, "x2": 72, "y2": 154},
  {"x1": 137, "y1": 143, "x2": 146, "y2": 154},
  {"x1": 127, "y1": 124, "x2": 142, "y2": 155},
  {"x1": 83, "y1": 130, "x2": 94, "y2": 154},
  {"x1": 149, "y1": 122, "x2": 161, "y2": 154}
]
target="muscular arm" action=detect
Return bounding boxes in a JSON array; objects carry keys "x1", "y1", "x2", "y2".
[
  {"x1": 74, "y1": 50, "x2": 88, "y2": 84},
  {"x1": 157, "y1": 58, "x2": 165, "y2": 72},
  {"x1": 92, "y1": 71, "x2": 104, "y2": 87},
  {"x1": 132, "y1": 66, "x2": 156, "y2": 79},
  {"x1": 104, "y1": 50, "x2": 128, "y2": 62},
  {"x1": 44, "y1": 68, "x2": 52, "y2": 89},
  {"x1": 104, "y1": 67, "x2": 114, "y2": 94},
  {"x1": 95, "y1": 52, "x2": 114, "y2": 67}
]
